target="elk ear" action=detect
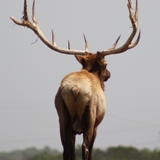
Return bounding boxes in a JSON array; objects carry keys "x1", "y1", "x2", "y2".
[{"x1": 74, "y1": 55, "x2": 85, "y2": 66}]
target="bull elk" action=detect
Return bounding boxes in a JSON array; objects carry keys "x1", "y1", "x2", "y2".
[{"x1": 11, "y1": 0, "x2": 140, "y2": 160}]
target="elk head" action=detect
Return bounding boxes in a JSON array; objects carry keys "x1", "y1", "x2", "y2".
[{"x1": 11, "y1": 1, "x2": 141, "y2": 160}]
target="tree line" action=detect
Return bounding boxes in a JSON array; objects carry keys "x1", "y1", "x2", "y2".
[{"x1": 0, "y1": 145, "x2": 160, "y2": 160}]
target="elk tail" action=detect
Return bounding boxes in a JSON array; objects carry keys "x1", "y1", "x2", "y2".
[{"x1": 71, "y1": 85, "x2": 79, "y2": 98}]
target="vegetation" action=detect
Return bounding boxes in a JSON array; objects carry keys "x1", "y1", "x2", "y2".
[{"x1": 0, "y1": 146, "x2": 160, "y2": 160}]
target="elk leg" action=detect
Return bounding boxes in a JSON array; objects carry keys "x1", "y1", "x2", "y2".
[
  {"x1": 82, "y1": 130, "x2": 94, "y2": 160},
  {"x1": 81, "y1": 105, "x2": 95, "y2": 160},
  {"x1": 82, "y1": 127, "x2": 97, "y2": 160},
  {"x1": 60, "y1": 123, "x2": 76, "y2": 160},
  {"x1": 59, "y1": 100, "x2": 76, "y2": 160},
  {"x1": 88, "y1": 127, "x2": 97, "y2": 160},
  {"x1": 68, "y1": 127, "x2": 76, "y2": 160},
  {"x1": 60, "y1": 124, "x2": 69, "y2": 159}
]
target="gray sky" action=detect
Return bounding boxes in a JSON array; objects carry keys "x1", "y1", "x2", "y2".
[{"x1": 0, "y1": 0, "x2": 160, "y2": 152}]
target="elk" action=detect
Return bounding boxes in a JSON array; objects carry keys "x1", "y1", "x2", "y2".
[{"x1": 11, "y1": 0, "x2": 140, "y2": 160}]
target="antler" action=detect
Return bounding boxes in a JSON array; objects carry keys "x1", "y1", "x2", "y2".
[
  {"x1": 10, "y1": 0, "x2": 140, "y2": 56},
  {"x1": 10, "y1": 0, "x2": 87, "y2": 55},
  {"x1": 101, "y1": 0, "x2": 141, "y2": 56}
]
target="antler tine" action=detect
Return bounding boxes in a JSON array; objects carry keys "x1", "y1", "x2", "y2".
[
  {"x1": 22, "y1": 0, "x2": 29, "y2": 21},
  {"x1": 111, "y1": 35, "x2": 121, "y2": 50},
  {"x1": 129, "y1": 29, "x2": 141, "y2": 49},
  {"x1": 104, "y1": 35, "x2": 121, "y2": 52},
  {"x1": 135, "y1": 0, "x2": 138, "y2": 25},
  {"x1": 83, "y1": 34, "x2": 89, "y2": 53},
  {"x1": 101, "y1": 0, "x2": 140, "y2": 56},
  {"x1": 10, "y1": 0, "x2": 29, "y2": 26},
  {"x1": 68, "y1": 40, "x2": 71, "y2": 50},
  {"x1": 128, "y1": 0, "x2": 138, "y2": 28},
  {"x1": 52, "y1": 30, "x2": 56, "y2": 46},
  {"x1": 32, "y1": 0, "x2": 37, "y2": 24}
]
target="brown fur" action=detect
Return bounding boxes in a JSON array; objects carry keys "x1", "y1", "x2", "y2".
[{"x1": 55, "y1": 52, "x2": 110, "y2": 160}]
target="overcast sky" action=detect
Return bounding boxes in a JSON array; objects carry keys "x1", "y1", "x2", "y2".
[{"x1": 0, "y1": 0, "x2": 160, "y2": 152}]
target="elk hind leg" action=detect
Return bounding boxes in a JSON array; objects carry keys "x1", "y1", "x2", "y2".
[
  {"x1": 81, "y1": 105, "x2": 96, "y2": 160},
  {"x1": 60, "y1": 125, "x2": 76, "y2": 160},
  {"x1": 58, "y1": 99, "x2": 76, "y2": 160}
]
